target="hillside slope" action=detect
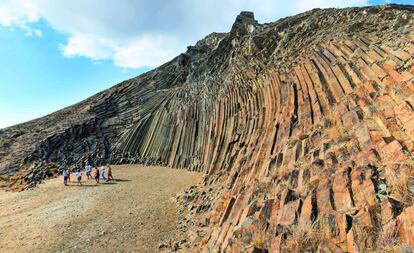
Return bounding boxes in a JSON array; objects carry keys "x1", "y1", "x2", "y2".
[{"x1": 1, "y1": 4, "x2": 414, "y2": 252}]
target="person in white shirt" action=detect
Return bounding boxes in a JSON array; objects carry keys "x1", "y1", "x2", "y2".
[
  {"x1": 85, "y1": 164, "x2": 92, "y2": 179},
  {"x1": 101, "y1": 165, "x2": 107, "y2": 181},
  {"x1": 76, "y1": 169, "x2": 82, "y2": 186}
]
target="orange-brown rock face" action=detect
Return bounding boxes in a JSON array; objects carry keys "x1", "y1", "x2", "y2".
[{"x1": 1, "y1": 5, "x2": 414, "y2": 252}]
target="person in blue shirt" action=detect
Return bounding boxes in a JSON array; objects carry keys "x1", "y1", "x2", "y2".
[
  {"x1": 76, "y1": 169, "x2": 82, "y2": 186},
  {"x1": 63, "y1": 169, "x2": 69, "y2": 186}
]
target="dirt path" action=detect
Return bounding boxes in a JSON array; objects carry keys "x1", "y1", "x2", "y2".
[{"x1": 0, "y1": 165, "x2": 200, "y2": 253}]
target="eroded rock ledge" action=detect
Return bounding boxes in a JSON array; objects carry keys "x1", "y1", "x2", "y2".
[{"x1": 1, "y1": 4, "x2": 414, "y2": 252}]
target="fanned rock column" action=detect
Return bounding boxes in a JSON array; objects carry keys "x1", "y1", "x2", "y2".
[{"x1": 0, "y1": 5, "x2": 414, "y2": 252}]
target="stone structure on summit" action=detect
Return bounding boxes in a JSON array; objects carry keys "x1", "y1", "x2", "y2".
[{"x1": 1, "y1": 4, "x2": 414, "y2": 252}]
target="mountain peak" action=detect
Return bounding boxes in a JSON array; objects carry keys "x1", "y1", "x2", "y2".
[{"x1": 231, "y1": 11, "x2": 258, "y2": 34}]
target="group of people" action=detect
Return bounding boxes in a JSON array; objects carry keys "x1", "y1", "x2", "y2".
[{"x1": 63, "y1": 164, "x2": 113, "y2": 186}]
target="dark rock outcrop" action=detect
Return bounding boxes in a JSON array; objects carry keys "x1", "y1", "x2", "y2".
[{"x1": 231, "y1": 11, "x2": 258, "y2": 35}]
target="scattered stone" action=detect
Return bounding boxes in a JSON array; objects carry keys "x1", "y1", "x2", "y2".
[
  {"x1": 408, "y1": 177, "x2": 414, "y2": 193},
  {"x1": 158, "y1": 242, "x2": 167, "y2": 249}
]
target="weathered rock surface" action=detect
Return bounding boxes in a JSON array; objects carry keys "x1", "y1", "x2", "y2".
[{"x1": 1, "y1": 4, "x2": 414, "y2": 251}]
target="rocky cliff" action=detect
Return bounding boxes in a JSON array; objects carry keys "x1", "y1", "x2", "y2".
[{"x1": 1, "y1": 4, "x2": 414, "y2": 252}]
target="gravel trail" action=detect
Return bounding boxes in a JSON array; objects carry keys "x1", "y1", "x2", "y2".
[{"x1": 0, "y1": 165, "x2": 200, "y2": 253}]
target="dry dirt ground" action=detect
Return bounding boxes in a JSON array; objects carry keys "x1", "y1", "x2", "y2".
[{"x1": 0, "y1": 165, "x2": 201, "y2": 253}]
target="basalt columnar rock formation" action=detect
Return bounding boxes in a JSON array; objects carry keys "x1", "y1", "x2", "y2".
[{"x1": 1, "y1": 4, "x2": 414, "y2": 252}]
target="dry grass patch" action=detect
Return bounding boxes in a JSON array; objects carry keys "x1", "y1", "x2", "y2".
[
  {"x1": 385, "y1": 164, "x2": 414, "y2": 206},
  {"x1": 252, "y1": 231, "x2": 267, "y2": 249},
  {"x1": 377, "y1": 225, "x2": 413, "y2": 253},
  {"x1": 281, "y1": 220, "x2": 323, "y2": 253}
]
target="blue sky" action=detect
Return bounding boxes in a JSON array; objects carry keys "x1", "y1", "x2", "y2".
[
  {"x1": 0, "y1": 22, "x2": 149, "y2": 128},
  {"x1": 0, "y1": 0, "x2": 411, "y2": 128}
]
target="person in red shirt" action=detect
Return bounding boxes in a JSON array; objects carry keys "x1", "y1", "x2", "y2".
[{"x1": 94, "y1": 167, "x2": 100, "y2": 184}]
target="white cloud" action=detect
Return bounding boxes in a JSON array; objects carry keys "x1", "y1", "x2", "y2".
[
  {"x1": 113, "y1": 35, "x2": 178, "y2": 68},
  {"x1": 59, "y1": 32, "x2": 178, "y2": 68},
  {"x1": 0, "y1": 0, "x2": 39, "y2": 26},
  {"x1": 60, "y1": 33, "x2": 114, "y2": 60},
  {"x1": 23, "y1": 26, "x2": 42, "y2": 37},
  {"x1": 0, "y1": 0, "x2": 42, "y2": 37},
  {"x1": 0, "y1": 0, "x2": 369, "y2": 68}
]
